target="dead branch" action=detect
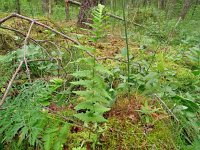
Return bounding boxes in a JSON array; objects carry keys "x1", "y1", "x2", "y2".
[
  {"x1": 0, "y1": 18, "x2": 36, "y2": 107},
  {"x1": 68, "y1": 0, "x2": 81, "y2": 6},
  {"x1": 0, "y1": 13, "x2": 79, "y2": 45},
  {"x1": 0, "y1": 61, "x2": 24, "y2": 107},
  {"x1": 154, "y1": 94, "x2": 179, "y2": 123},
  {"x1": 23, "y1": 21, "x2": 34, "y2": 83}
]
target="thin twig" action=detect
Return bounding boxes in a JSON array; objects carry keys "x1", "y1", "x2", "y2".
[
  {"x1": 23, "y1": 21, "x2": 35, "y2": 83},
  {"x1": 0, "y1": 61, "x2": 24, "y2": 107},
  {"x1": 0, "y1": 18, "x2": 37, "y2": 107},
  {"x1": 154, "y1": 94, "x2": 179, "y2": 123}
]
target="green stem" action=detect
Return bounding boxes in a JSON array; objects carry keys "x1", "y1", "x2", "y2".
[{"x1": 122, "y1": 0, "x2": 130, "y2": 100}]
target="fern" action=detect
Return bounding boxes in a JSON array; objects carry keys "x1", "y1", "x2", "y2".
[
  {"x1": 43, "y1": 121, "x2": 71, "y2": 150},
  {"x1": 84, "y1": 4, "x2": 107, "y2": 42},
  {"x1": 71, "y1": 4, "x2": 112, "y2": 123},
  {"x1": 0, "y1": 81, "x2": 49, "y2": 147},
  {"x1": 187, "y1": 45, "x2": 200, "y2": 69},
  {"x1": 0, "y1": 79, "x2": 66, "y2": 149}
]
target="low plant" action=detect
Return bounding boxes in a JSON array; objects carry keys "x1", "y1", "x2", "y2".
[
  {"x1": 0, "y1": 79, "x2": 70, "y2": 150},
  {"x1": 138, "y1": 100, "x2": 160, "y2": 124},
  {"x1": 71, "y1": 4, "x2": 112, "y2": 124}
]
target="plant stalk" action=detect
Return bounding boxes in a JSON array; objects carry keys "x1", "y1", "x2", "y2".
[{"x1": 122, "y1": 0, "x2": 131, "y2": 100}]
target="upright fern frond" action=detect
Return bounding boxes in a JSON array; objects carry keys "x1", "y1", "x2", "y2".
[
  {"x1": 72, "y1": 4, "x2": 112, "y2": 123},
  {"x1": 84, "y1": 4, "x2": 107, "y2": 42}
]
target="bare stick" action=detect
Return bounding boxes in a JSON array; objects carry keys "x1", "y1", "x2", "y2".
[
  {"x1": 23, "y1": 21, "x2": 35, "y2": 83},
  {"x1": 0, "y1": 61, "x2": 24, "y2": 107},
  {"x1": 0, "y1": 13, "x2": 79, "y2": 45},
  {"x1": 68, "y1": 0, "x2": 81, "y2": 6},
  {"x1": 154, "y1": 94, "x2": 179, "y2": 123},
  {"x1": 0, "y1": 20, "x2": 36, "y2": 107}
]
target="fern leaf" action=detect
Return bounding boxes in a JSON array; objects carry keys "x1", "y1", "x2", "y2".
[
  {"x1": 71, "y1": 70, "x2": 92, "y2": 78},
  {"x1": 71, "y1": 80, "x2": 93, "y2": 87},
  {"x1": 74, "y1": 112, "x2": 107, "y2": 123},
  {"x1": 43, "y1": 134, "x2": 52, "y2": 150}
]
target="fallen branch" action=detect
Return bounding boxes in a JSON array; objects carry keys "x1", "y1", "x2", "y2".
[
  {"x1": 68, "y1": 0, "x2": 81, "y2": 6},
  {"x1": 0, "y1": 13, "x2": 79, "y2": 45},
  {"x1": 154, "y1": 94, "x2": 179, "y2": 123},
  {"x1": 0, "y1": 61, "x2": 24, "y2": 107},
  {"x1": 0, "y1": 17, "x2": 36, "y2": 107},
  {"x1": 23, "y1": 21, "x2": 34, "y2": 83}
]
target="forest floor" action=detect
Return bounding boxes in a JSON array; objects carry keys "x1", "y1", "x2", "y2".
[{"x1": 0, "y1": 12, "x2": 199, "y2": 150}]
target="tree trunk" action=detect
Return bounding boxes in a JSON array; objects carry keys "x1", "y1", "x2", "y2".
[
  {"x1": 77, "y1": 0, "x2": 98, "y2": 27},
  {"x1": 42, "y1": 0, "x2": 49, "y2": 14},
  {"x1": 179, "y1": 0, "x2": 190, "y2": 20},
  {"x1": 16, "y1": 0, "x2": 21, "y2": 14},
  {"x1": 100, "y1": 0, "x2": 106, "y2": 5},
  {"x1": 65, "y1": 0, "x2": 70, "y2": 20},
  {"x1": 143, "y1": 0, "x2": 151, "y2": 6},
  {"x1": 158, "y1": 0, "x2": 165, "y2": 9},
  {"x1": 48, "y1": 0, "x2": 52, "y2": 17}
]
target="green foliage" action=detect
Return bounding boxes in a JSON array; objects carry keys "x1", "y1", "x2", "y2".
[
  {"x1": 186, "y1": 45, "x2": 200, "y2": 69},
  {"x1": 0, "y1": 81, "x2": 49, "y2": 147},
  {"x1": 87, "y1": 4, "x2": 108, "y2": 42},
  {"x1": 100, "y1": 117, "x2": 180, "y2": 150},
  {"x1": 43, "y1": 122, "x2": 70, "y2": 150},
  {"x1": 0, "y1": 80, "x2": 68, "y2": 149},
  {"x1": 1, "y1": 1, "x2": 200, "y2": 149},
  {"x1": 172, "y1": 95, "x2": 200, "y2": 143},
  {"x1": 72, "y1": 4, "x2": 112, "y2": 123},
  {"x1": 0, "y1": 52, "x2": 15, "y2": 97},
  {"x1": 138, "y1": 100, "x2": 160, "y2": 124}
]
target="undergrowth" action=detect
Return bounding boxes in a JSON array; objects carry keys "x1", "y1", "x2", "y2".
[{"x1": 0, "y1": 2, "x2": 200, "y2": 150}]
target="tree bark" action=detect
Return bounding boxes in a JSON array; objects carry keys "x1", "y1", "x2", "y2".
[
  {"x1": 16, "y1": 0, "x2": 21, "y2": 14},
  {"x1": 42, "y1": 0, "x2": 49, "y2": 14},
  {"x1": 143, "y1": 0, "x2": 151, "y2": 6},
  {"x1": 100, "y1": 0, "x2": 105, "y2": 4},
  {"x1": 179, "y1": 0, "x2": 191, "y2": 20},
  {"x1": 77, "y1": 0, "x2": 98, "y2": 27},
  {"x1": 65, "y1": 0, "x2": 70, "y2": 20},
  {"x1": 48, "y1": 0, "x2": 53, "y2": 17},
  {"x1": 158, "y1": 0, "x2": 165, "y2": 9}
]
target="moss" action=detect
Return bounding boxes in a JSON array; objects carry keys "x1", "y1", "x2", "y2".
[
  {"x1": 0, "y1": 29, "x2": 16, "y2": 54},
  {"x1": 176, "y1": 68, "x2": 196, "y2": 85},
  {"x1": 98, "y1": 117, "x2": 180, "y2": 150},
  {"x1": 67, "y1": 129, "x2": 99, "y2": 149}
]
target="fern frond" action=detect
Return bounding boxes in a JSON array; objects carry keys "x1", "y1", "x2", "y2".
[{"x1": 71, "y1": 70, "x2": 92, "y2": 78}]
